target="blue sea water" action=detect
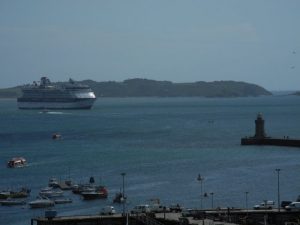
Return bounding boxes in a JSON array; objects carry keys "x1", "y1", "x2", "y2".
[{"x1": 1, "y1": 96, "x2": 300, "y2": 225}]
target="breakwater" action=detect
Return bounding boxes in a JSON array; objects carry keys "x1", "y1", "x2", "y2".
[
  {"x1": 241, "y1": 137, "x2": 300, "y2": 147},
  {"x1": 241, "y1": 113, "x2": 300, "y2": 147}
]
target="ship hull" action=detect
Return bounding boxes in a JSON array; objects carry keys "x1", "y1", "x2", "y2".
[{"x1": 17, "y1": 98, "x2": 96, "y2": 109}]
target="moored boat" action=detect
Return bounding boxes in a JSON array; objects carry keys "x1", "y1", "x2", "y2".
[
  {"x1": 72, "y1": 184, "x2": 95, "y2": 194},
  {"x1": 81, "y1": 186, "x2": 108, "y2": 200},
  {"x1": 39, "y1": 188, "x2": 64, "y2": 198},
  {"x1": 0, "y1": 199, "x2": 26, "y2": 206},
  {"x1": 0, "y1": 191, "x2": 11, "y2": 199},
  {"x1": 48, "y1": 177, "x2": 59, "y2": 188},
  {"x1": 81, "y1": 191, "x2": 107, "y2": 200},
  {"x1": 29, "y1": 196, "x2": 54, "y2": 208},
  {"x1": 57, "y1": 180, "x2": 73, "y2": 190},
  {"x1": 54, "y1": 198, "x2": 73, "y2": 204},
  {"x1": 9, "y1": 187, "x2": 31, "y2": 198}
]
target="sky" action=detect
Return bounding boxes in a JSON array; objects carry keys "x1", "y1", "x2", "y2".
[{"x1": 0, "y1": 0, "x2": 299, "y2": 90}]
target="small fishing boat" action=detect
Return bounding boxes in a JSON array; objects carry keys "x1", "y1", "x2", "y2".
[
  {"x1": 7, "y1": 157, "x2": 27, "y2": 168},
  {"x1": 9, "y1": 187, "x2": 31, "y2": 198},
  {"x1": 29, "y1": 196, "x2": 54, "y2": 208},
  {"x1": 52, "y1": 133, "x2": 61, "y2": 140},
  {"x1": 72, "y1": 184, "x2": 95, "y2": 194},
  {"x1": 48, "y1": 177, "x2": 59, "y2": 188},
  {"x1": 81, "y1": 186, "x2": 108, "y2": 200},
  {"x1": 0, "y1": 191, "x2": 10, "y2": 199},
  {"x1": 39, "y1": 188, "x2": 64, "y2": 198},
  {"x1": 0, "y1": 199, "x2": 26, "y2": 206},
  {"x1": 54, "y1": 198, "x2": 73, "y2": 204},
  {"x1": 81, "y1": 191, "x2": 107, "y2": 200}
]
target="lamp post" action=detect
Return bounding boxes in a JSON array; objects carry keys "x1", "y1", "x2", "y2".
[
  {"x1": 121, "y1": 172, "x2": 126, "y2": 216},
  {"x1": 275, "y1": 169, "x2": 281, "y2": 212},
  {"x1": 197, "y1": 174, "x2": 204, "y2": 209},
  {"x1": 245, "y1": 192, "x2": 249, "y2": 213},
  {"x1": 210, "y1": 192, "x2": 214, "y2": 209}
]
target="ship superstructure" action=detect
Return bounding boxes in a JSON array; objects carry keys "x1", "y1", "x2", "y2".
[{"x1": 17, "y1": 77, "x2": 96, "y2": 109}]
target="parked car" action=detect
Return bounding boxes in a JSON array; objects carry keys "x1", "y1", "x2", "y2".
[
  {"x1": 281, "y1": 201, "x2": 292, "y2": 208},
  {"x1": 150, "y1": 204, "x2": 169, "y2": 213},
  {"x1": 131, "y1": 204, "x2": 151, "y2": 214},
  {"x1": 285, "y1": 202, "x2": 300, "y2": 211},
  {"x1": 253, "y1": 200, "x2": 275, "y2": 210},
  {"x1": 181, "y1": 208, "x2": 198, "y2": 217},
  {"x1": 100, "y1": 206, "x2": 116, "y2": 215},
  {"x1": 181, "y1": 208, "x2": 206, "y2": 219},
  {"x1": 169, "y1": 204, "x2": 184, "y2": 212}
]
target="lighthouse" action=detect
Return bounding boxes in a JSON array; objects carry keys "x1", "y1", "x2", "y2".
[
  {"x1": 254, "y1": 113, "x2": 266, "y2": 139},
  {"x1": 241, "y1": 114, "x2": 300, "y2": 147}
]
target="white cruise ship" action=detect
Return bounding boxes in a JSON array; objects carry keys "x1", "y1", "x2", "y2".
[{"x1": 17, "y1": 77, "x2": 96, "y2": 109}]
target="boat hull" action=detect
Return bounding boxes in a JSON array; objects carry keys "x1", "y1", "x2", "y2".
[
  {"x1": 81, "y1": 192, "x2": 108, "y2": 200},
  {"x1": 0, "y1": 200, "x2": 26, "y2": 206},
  {"x1": 54, "y1": 198, "x2": 72, "y2": 204},
  {"x1": 29, "y1": 201, "x2": 54, "y2": 208},
  {"x1": 17, "y1": 98, "x2": 96, "y2": 109}
]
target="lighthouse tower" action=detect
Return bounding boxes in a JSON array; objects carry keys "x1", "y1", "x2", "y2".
[{"x1": 254, "y1": 113, "x2": 266, "y2": 139}]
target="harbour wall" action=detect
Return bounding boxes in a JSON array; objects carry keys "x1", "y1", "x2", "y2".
[
  {"x1": 31, "y1": 210, "x2": 300, "y2": 225},
  {"x1": 241, "y1": 137, "x2": 300, "y2": 147}
]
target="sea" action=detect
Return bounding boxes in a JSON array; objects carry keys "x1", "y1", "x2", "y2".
[{"x1": 1, "y1": 96, "x2": 300, "y2": 225}]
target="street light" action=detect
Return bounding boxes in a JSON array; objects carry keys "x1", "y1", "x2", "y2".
[
  {"x1": 121, "y1": 172, "x2": 126, "y2": 216},
  {"x1": 210, "y1": 192, "x2": 214, "y2": 209},
  {"x1": 197, "y1": 174, "x2": 204, "y2": 209},
  {"x1": 245, "y1": 192, "x2": 249, "y2": 213},
  {"x1": 275, "y1": 169, "x2": 281, "y2": 212}
]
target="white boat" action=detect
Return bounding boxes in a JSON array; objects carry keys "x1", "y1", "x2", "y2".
[
  {"x1": 81, "y1": 187, "x2": 108, "y2": 200},
  {"x1": 7, "y1": 157, "x2": 27, "y2": 168},
  {"x1": 48, "y1": 177, "x2": 59, "y2": 188},
  {"x1": 39, "y1": 189, "x2": 64, "y2": 198},
  {"x1": 17, "y1": 77, "x2": 96, "y2": 109},
  {"x1": 29, "y1": 196, "x2": 54, "y2": 208}
]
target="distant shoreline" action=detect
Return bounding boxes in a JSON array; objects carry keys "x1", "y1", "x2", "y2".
[{"x1": 0, "y1": 78, "x2": 272, "y2": 98}]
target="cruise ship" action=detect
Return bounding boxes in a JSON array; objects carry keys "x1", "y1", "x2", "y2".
[{"x1": 17, "y1": 77, "x2": 96, "y2": 109}]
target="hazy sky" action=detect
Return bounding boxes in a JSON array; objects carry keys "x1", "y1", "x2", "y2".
[{"x1": 0, "y1": 1, "x2": 299, "y2": 90}]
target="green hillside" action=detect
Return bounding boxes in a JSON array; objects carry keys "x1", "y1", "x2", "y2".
[{"x1": 0, "y1": 79, "x2": 272, "y2": 98}]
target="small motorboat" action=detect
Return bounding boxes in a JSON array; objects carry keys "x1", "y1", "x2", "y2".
[
  {"x1": 9, "y1": 187, "x2": 31, "y2": 198},
  {"x1": 54, "y1": 198, "x2": 73, "y2": 204},
  {"x1": 48, "y1": 177, "x2": 59, "y2": 188},
  {"x1": 0, "y1": 191, "x2": 10, "y2": 199},
  {"x1": 81, "y1": 191, "x2": 107, "y2": 200},
  {"x1": 72, "y1": 184, "x2": 95, "y2": 194},
  {"x1": 29, "y1": 196, "x2": 54, "y2": 209},
  {"x1": 39, "y1": 188, "x2": 64, "y2": 198},
  {"x1": 52, "y1": 133, "x2": 61, "y2": 140},
  {"x1": 7, "y1": 157, "x2": 27, "y2": 168},
  {"x1": 57, "y1": 179, "x2": 73, "y2": 190},
  {"x1": 81, "y1": 186, "x2": 108, "y2": 200},
  {"x1": 0, "y1": 199, "x2": 26, "y2": 206}
]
